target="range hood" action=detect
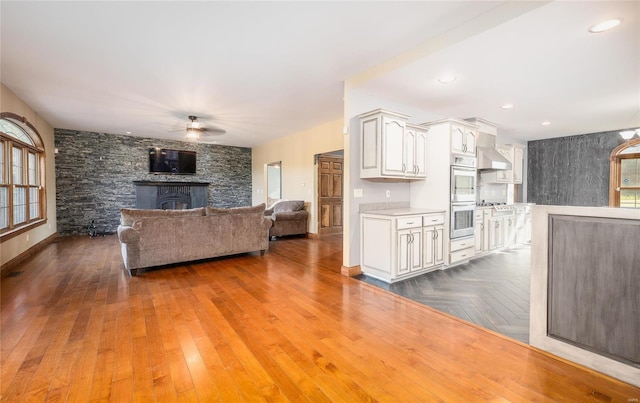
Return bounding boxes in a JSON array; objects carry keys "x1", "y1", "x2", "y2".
[
  {"x1": 474, "y1": 131, "x2": 511, "y2": 170},
  {"x1": 477, "y1": 146, "x2": 512, "y2": 170}
]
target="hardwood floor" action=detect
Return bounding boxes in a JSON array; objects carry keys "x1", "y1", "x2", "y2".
[
  {"x1": 2, "y1": 234, "x2": 639, "y2": 402},
  {"x1": 358, "y1": 246, "x2": 531, "y2": 344}
]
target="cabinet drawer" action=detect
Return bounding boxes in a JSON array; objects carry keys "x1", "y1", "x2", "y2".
[
  {"x1": 450, "y1": 238, "x2": 474, "y2": 252},
  {"x1": 475, "y1": 210, "x2": 484, "y2": 221},
  {"x1": 396, "y1": 216, "x2": 422, "y2": 230},
  {"x1": 422, "y1": 214, "x2": 445, "y2": 226},
  {"x1": 450, "y1": 247, "x2": 475, "y2": 263}
]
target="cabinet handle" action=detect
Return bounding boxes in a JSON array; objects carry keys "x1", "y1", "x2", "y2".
[
  {"x1": 402, "y1": 163, "x2": 406, "y2": 173},
  {"x1": 461, "y1": 254, "x2": 467, "y2": 258}
]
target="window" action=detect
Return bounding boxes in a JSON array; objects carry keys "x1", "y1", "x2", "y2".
[
  {"x1": 0, "y1": 113, "x2": 46, "y2": 238},
  {"x1": 609, "y1": 139, "x2": 640, "y2": 208}
]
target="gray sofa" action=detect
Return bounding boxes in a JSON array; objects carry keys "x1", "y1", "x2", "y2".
[
  {"x1": 264, "y1": 200, "x2": 308, "y2": 239},
  {"x1": 117, "y1": 204, "x2": 272, "y2": 275}
]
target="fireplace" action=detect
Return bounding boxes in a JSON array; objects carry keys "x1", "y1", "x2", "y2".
[{"x1": 133, "y1": 181, "x2": 209, "y2": 210}]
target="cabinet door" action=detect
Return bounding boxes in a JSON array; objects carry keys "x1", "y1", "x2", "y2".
[
  {"x1": 434, "y1": 226, "x2": 444, "y2": 265},
  {"x1": 382, "y1": 117, "x2": 406, "y2": 176},
  {"x1": 397, "y1": 230, "x2": 411, "y2": 275},
  {"x1": 496, "y1": 146, "x2": 513, "y2": 182},
  {"x1": 409, "y1": 229, "x2": 423, "y2": 272},
  {"x1": 414, "y1": 129, "x2": 427, "y2": 177},
  {"x1": 474, "y1": 220, "x2": 484, "y2": 253},
  {"x1": 423, "y1": 227, "x2": 435, "y2": 268},
  {"x1": 506, "y1": 217, "x2": 516, "y2": 246},
  {"x1": 513, "y1": 146, "x2": 524, "y2": 184},
  {"x1": 451, "y1": 126, "x2": 466, "y2": 155},
  {"x1": 404, "y1": 128, "x2": 416, "y2": 177},
  {"x1": 464, "y1": 130, "x2": 476, "y2": 156}
]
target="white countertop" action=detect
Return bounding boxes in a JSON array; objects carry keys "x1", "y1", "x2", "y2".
[{"x1": 361, "y1": 208, "x2": 446, "y2": 217}]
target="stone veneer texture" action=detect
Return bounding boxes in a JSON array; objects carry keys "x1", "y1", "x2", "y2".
[
  {"x1": 55, "y1": 129, "x2": 252, "y2": 235},
  {"x1": 527, "y1": 129, "x2": 625, "y2": 207}
]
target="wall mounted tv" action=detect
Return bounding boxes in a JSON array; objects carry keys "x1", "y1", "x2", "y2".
[{"x1": 149, "y1": 148, "x2": 196, "y2": 175}]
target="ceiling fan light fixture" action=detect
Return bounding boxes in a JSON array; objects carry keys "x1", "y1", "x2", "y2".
[{"x1": 186, "y1": 128, "x2": 200, "y2": 141}]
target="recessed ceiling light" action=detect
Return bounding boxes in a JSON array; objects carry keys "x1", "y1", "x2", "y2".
[
  {"x1": 619, "y1": 130, "x2": 637, "y2": 140},
  {"x1": 589, "y1": 18, "x2": 622, "y2": 33},
  {"x1": 126, "y1": 131, "x2": 132, "y2": 134},
  {"x1": 501, "y1": 104, "x2": 514, "y2": 110},
  {"x1": 438, "y1": 74, "x2": 457, "y2": 84},
  {"x1": 541, "y1": 121, "x2": 551, "y2": 126}
]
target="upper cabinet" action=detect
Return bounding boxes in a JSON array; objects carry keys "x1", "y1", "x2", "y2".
[
  {"x1": 359, "y1": 109, "x2": 428, "y2": 180},
  {"x1": 481, "y1": 144, "x2": 524, "y2": 184},
  {"x1": 450, "y1": 124, "x2": 476, "y2": 157}
]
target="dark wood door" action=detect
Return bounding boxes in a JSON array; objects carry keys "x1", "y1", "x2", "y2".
[{"x1": 318, "y1": 155, "x2": 343, "y2": 235}]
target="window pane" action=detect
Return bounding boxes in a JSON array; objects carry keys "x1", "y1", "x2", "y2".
[
  {"x1": 13, "y1": 187, "x2": 26, "y2": 224},
  {"x1": 29, "y1": 186, "x2": 40, "y2": 220},
  {"x1": 621, "y1": 159, "x2": 639, "y2": 187},
  {"x1": 620, "y1": 189, "x2": 640, "y2": 208},
  {"x1": 0, "y1": 140, "x2": 4, "y2": 184},
  {"x1": 28, "y1": 152, "x2": 38, "y2": 185},
  {"x1": 12, "y1": 146, "x2": 23, "y2": 185},
  {"x1": 0, "y1": 118, "x2": 34, "y2": 146},
  {"x1": 0, "y1": 186, "x2": 7, "y2": 229}
]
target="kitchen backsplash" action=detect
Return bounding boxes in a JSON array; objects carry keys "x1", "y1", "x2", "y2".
[{"x1": 478, "y1": 182, "x2": 509, "y2": 204}]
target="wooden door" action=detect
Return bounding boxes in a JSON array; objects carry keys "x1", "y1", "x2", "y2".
[{"x1": 318, "y1": 155, "x2": 343, "y2": 235}]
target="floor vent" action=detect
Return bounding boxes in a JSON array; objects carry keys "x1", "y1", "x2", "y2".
[{"x1": 6, "y1": 271, "x2": 23, "y2": 278}]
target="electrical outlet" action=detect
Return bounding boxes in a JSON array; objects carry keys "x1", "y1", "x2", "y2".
[
  {"x1": 386, "y1": 190, "x2": 391, "y2": 198},
  {"x1": 354, "y1": 189, "x2": 363, "y2": 198}
]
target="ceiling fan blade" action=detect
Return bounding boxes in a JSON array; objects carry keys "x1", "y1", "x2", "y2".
[{"x1": 201, "y1": 127, "x2": 226, "y2": 134}]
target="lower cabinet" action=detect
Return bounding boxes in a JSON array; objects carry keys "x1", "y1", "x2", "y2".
[
  {"x1": 449, "y1": 236, "x2": 475, "y2": 264},
  {"x1": 424, "y1": 225, "x2": 444, "y2": 269},
  {"x1": 489, "y1": 218, "x2": 504, "y2": 250},
  {"x1": 361, "y1": 212, "x2": 445, "y2": 283}
]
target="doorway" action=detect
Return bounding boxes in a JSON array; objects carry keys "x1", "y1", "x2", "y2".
[{"x1": 317, "y1": 153, "x2": 343, "y2": 236}]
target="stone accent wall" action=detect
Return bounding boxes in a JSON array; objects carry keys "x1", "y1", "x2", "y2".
[
  {"x1": 55, "y1": 129, "x2": 252, "y2": 235},
  {"x1": 527, "y1": 129, "x2": 625, "y2": 206}
]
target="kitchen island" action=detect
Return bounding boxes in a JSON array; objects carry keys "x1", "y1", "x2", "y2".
[{"x1": 530, "y1": 205, "x2": 640, "y2": 387}]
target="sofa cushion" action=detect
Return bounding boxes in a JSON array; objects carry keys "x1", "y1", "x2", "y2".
[
  {"x1": 120, "y1": 207, "x2": 205, "y2": 226},
  {"x1": 273, "y1": 200, "x2": 304, "y2": 213},
  {"x1": 206, "y1": 203, "x2": 265, "y2": 216}
]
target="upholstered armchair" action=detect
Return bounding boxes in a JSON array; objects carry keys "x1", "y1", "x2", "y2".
[{"x1": 264, "y1": 200, "x2": 308, "y2": 239}]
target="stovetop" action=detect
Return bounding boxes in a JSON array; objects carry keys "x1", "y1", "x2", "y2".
[{"x1": 476, "y1": 201, "x2": 507, "y2": 207}]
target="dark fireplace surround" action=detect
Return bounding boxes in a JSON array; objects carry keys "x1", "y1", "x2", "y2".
[{"x1": 133, "y1": 181, "x2": 209, "y2": 210}]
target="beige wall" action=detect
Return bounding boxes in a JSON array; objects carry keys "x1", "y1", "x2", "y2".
[
  {"x1": 252, "y1": 118, "x2": 343, "y2": 234},
  {"x1": 0, "y1": 83, "x2": 57, "y2": 266}
]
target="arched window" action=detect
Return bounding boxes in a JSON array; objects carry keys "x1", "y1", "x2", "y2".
[
  {"x1": 609, "y1": 138, "x2": 640, "y2": 208},
  {"x1": 0, "y1": 112, "x2": 46, "y2": 238}
]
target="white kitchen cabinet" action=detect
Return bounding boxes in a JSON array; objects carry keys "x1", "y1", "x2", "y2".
[
  {"x1": 405, "y1": 124, "x2": 428, "y2": 178},
  {"x1": 489, "y1": 218, "x2": 504, "y2": 250},
  {"x1": 359, "y1": 109, "x2": 427, "y2": 179},
  {"x1": 449, "y1": 236, "x2": 475, "y2": 264},
  {"x1": 516, "y1": 204, "x2": 532, "y2": 244},
  {"x1": 505, "y1": 215, "x2": 516, "y2": 247},
  {"x1": 474, "y1": 208, "x2": 491, "y2": 255},
  {"x1": 513, "y1": 145, "x2": 524, "y2": 184},
  {"x1": 360, "y1": 211, "x2": 445, "y2": 283},
  {"x1": 423, "y1": 220, "x2": 444, "y2": 269},
  {"x1": 451, "y1": 124, "x2": 476, "y2": 157},
  {"x1": 397, "y1": 228, "x2": 423, "y2": 275},
  {"x1": 481, "y1": 144, "x2": 524, "y2": 184}
]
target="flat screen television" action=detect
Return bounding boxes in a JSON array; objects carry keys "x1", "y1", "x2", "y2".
[{"x1": 149, "y1": 148, "x2": 196, "y2": 175}]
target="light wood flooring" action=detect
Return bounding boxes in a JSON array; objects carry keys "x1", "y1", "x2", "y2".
[
  {"x1": 358, "y1": 246, "x2": 531, "y2": 344},
  {"x1": 2, "y1": 234, "x2": 639, "y2": 402}
]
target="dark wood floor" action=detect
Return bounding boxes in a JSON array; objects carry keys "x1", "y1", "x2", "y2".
[
  {"x1": 2, "y1": 234, "x2": 639, "y2": 401},
  {"x1": 358, "y1": 246, "x2": 531, "y2": 343}
]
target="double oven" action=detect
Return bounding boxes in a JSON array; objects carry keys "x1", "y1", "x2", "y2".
[{"x1": 450, "y1": 156, "x2": 476, "y2": 239}]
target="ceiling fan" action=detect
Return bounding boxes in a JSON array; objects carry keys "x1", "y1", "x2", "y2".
[{"x1": 180, "y1": 115, "x2": 226, "y2": 141}]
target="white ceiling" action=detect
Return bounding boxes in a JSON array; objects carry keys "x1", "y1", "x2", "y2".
[{"x1": 1, "y1": 1, "x2": 639, "y2": 147}]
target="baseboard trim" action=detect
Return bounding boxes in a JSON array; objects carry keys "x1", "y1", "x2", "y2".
[
  {"x1": 341, "y1": 265, "x2": 362, "y2": 277},
  {"x1": 1, "y1": 233, "x2": 59, "y2": 277}
]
